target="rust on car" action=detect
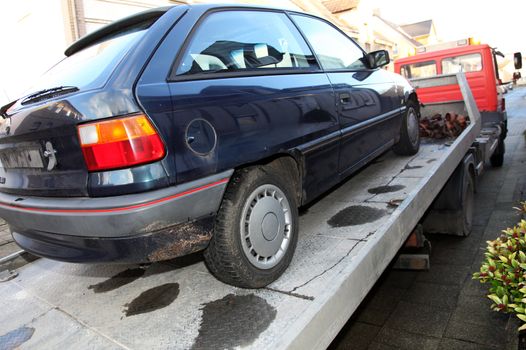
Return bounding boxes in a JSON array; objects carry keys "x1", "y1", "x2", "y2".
[{"x1": 148, "y1": 219, "x2": 214, "y2": 262}]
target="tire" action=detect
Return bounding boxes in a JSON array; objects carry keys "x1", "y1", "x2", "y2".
[
  {"x1": 204, "y1": 165, "x2": 299, "y2": 288},
  {"x1": 460, "y1": 172, "x2": 474, "y2": 236},
  {"x1": 393, "y1": 101, "x2": 420, "y2": 156},
  {"x1": 490, "y1": 138, "x2": 505, "y2": 167}
]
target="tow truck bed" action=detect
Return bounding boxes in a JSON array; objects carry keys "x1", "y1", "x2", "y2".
[{"x1": 0, "y1": 74, "x2": 483, "y2": 349}]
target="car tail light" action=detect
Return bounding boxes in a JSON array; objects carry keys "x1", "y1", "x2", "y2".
[
  {"x1": 78, "y1": 114, "x2": 165, "y2": 172},
  {"x1": 502, "y1": 98, "x2": 506, "y2": 111}
]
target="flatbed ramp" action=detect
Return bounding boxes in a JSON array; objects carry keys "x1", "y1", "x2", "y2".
[{"x1": 0, "y1": 75, "x2": 480, "y2": 350}]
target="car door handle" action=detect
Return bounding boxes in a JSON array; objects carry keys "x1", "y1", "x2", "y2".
[{"x1": 339, "y1": 93, "x2": 351, "y2": 104}]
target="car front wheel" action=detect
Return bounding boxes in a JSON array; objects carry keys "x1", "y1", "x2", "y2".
[{"x1": 393, "y1": 101, "x2": 420, "y2": 156}]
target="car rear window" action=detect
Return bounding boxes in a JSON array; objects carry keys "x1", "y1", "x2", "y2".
[
  {"x1": 24, "y1": 23, "x2": 150, "y2": 96},
  {"x1": 442, "y1": 53, "x2": 482, "y2": 74},
  {"x1": 400, "y1": 61, "x2": 437, "y2": 79}
]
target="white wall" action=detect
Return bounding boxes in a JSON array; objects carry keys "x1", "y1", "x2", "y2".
[
  {"x1": 0, "y1": 0, "x2": 313, "y2": 107},
  {"x1": 0, "y1": 0, "x2": 68, "y2": 105},
  {"x1": 82, "y1": 0, "x2": 175, "y2": 32}
]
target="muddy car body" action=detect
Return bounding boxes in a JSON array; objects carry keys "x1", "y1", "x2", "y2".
[{"x1": 0, "y1": 4, "x2": 419, "y2": 287}]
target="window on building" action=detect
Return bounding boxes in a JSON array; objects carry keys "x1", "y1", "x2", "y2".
[
  {"x1": 291, "y1": 15, "x2": 368, "y2": 71},
  {"x1": 441, "y1": 53, "x2": 482, "y2": 74},
  {"x1": 174, "y1": 11, "x2": 318, "y2": 78},
  {"x1": 400, "y1": 61, "x2": 437, "y2": 79}
]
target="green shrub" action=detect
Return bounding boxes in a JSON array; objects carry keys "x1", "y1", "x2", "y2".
[{"x1": 473, "y1": 210, "x2": 526, "y2": 330}]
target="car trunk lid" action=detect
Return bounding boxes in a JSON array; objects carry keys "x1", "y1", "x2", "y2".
[{"x1": 0, "y1": 100, "x2": 88, "y2": 197}]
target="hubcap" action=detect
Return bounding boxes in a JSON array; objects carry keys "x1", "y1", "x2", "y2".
[
  {"x1": 407, "y1": 107, "x2": 419, "y2": 146},
  {"x1": 240, "y1": 184, "x2": 292, "y2": 269}
]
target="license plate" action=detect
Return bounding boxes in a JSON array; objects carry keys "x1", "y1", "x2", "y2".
[{"x1": 0, "y1": 148, "x2": 45, "y2": 169}]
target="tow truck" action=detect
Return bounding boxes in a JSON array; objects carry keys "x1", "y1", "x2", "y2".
[
  {"x1": 0, "y1": 73, "x2": 508, "y2": 349},
  {"x1": 394, "y1": 38, "x2": 510, "y2": 167}
]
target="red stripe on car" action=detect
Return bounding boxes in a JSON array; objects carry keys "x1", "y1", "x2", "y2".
[{"x1": 0, "y1": 178, "x2": 229, "y2": 214}]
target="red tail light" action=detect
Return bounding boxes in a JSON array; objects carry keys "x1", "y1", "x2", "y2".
[{"x1": 77, "y1": 114, "x2": 165, "y2": 172}]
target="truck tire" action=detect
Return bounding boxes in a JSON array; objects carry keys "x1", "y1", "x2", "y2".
[
  {"x1": 393, "y1": 101, "x2": 420, "y2": 156},
  {"x1": 490, "y1": 138, "x2": 505, "y2": 167},
  {"x1": 422, "y1": 158, "x2": 474, "y2": 236},
  {"x1": 204, "y1": 166, "x2": 299, "y2": 288}
]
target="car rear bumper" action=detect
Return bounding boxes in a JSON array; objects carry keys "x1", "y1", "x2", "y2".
[
  {"x1": 0, "y1": 170, "x2": 233, "y2": 262},
  {"x1": 11, "y1": 216, "x2": 215, "y2": 263}
]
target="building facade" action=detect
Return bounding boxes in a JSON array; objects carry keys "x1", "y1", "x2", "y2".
[{"x1": 0, "y1": 0, "x2": 437, "y2": 105}]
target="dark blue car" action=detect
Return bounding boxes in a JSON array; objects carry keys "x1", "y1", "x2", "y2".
[{"x1": 0, "y1": 4, "x2": 419, "y2": 288}]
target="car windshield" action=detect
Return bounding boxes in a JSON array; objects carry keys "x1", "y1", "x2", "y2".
[{"x1": 22, "y1": 27, "x2": 147, "y2": 97}]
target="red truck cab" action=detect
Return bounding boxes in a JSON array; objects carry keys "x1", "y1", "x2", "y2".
[{"x1": 394, "y1": 41, "x2": 507, "y2": 166}]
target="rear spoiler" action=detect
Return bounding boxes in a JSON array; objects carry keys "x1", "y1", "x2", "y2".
[
  {"x1": 64, "y1": 6, "x2": 172, "y2": 57},
  {"x1": 0, "y1": 100, "x2": 16, "y2": 119}
]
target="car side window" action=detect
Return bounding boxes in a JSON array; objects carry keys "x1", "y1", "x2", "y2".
[
  {"x1": 291, "y1": 15, "x2": 368, "y2": 71},
  {"x1": 174, "y1": 10, "x2": 318, "y2": 78}
]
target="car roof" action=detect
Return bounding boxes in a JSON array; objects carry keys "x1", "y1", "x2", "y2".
[{"x1": 180, "y1": 3, "x2": 303, "y2": 12}]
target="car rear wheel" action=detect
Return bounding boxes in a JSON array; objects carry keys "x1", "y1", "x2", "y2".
[
  {"x1": 393, "y1": 101, "x2": 420, "y2": 156},
  {"x1": 204, "y1": 165, "x2": 298, "y2": 288}
]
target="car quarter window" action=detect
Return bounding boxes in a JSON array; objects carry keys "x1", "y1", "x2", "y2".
[
  {"x1": 174, "y1": 10, "x2": 318, "y2": 78},
  {"x1": 291, "y1": 14, "x2": 367, "y2": 71}
]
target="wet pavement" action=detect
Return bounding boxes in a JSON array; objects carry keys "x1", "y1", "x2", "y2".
[{"x1": 331, "y1": 87, "x2": 526, "y2": 350}]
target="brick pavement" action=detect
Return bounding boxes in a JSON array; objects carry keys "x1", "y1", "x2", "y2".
[
  {"x1": 330, "y1": 88, "x2": 526, "y2": 350},
  {"x1": 0, "y1": 218, "x2": 19, "y2": 260}
]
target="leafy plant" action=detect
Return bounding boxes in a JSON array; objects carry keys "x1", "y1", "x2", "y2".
[{"x1": 474, "y1": 203, "x2": 526, "y2": 330}]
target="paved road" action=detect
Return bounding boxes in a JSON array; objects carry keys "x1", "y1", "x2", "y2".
[{"x1": 331, "y1": 87, "x2": 526, "y2": 350}]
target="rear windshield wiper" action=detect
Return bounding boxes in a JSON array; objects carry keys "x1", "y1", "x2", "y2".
[{"x1": 21, "y1": 86, "x2": 79, "y2": 105}]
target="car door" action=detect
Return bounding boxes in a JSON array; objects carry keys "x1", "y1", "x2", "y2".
[
  {"x1": 137, "y1": 8, "x2": 340, "y2": 203},
  {"x1": 291, "y1": 14, "x2": 401, "y2": 177}
]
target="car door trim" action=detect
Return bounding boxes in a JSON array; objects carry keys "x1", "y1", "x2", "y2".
[
  {"x1": 340, "y1": 108, "x2": 402, "y2": 140},
  {"x1": 296, "y1": 129, "x2": 341, "y2": 154}
]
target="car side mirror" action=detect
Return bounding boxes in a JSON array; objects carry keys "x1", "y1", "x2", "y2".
[
  {"x1": 366, "y1": 50, "x2": 390, "y2": 69},
  {"x1": 514, "y1": 52, "x2": 522, "y2": 70}
]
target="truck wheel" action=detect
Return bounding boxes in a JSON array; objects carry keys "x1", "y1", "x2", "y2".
[
  {"x1": 461, "y1": 172, "x2": 474, "y2": 236},
  {"x1": 204, "y1": 166, "x2": 298, "y2": 288},
  {"x1": 393, "y1": 101, "x2": 420, "y2": 156},
  {"x1": 490, "y1": 139, "x2": 505, "y2": 167}
]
